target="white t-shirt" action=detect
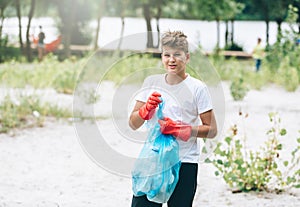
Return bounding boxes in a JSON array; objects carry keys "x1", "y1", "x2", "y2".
[{"x1": 136, "y1": 73, "x2": 213, "y2": 163}]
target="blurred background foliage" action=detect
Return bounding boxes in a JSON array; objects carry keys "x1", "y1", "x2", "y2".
[{"x1": 0, "y1": 0, "x2": 299, "y2": 61}]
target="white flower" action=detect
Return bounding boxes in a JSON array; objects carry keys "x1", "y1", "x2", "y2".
[
  {"x1": 14, "y1": 100, "x2": 20, "y2": 106},
  {"x1": 33, "y1": 110, "x2": 40, "y2": 118}
]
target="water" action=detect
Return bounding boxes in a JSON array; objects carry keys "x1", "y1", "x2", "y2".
[{"x1": 1, "y1": 16, "x2": 295, "y2": 52}]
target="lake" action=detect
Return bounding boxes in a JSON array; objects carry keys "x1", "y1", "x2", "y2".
[{"x1": 2, "y1": 16, "x2": 295, "y2": 52}]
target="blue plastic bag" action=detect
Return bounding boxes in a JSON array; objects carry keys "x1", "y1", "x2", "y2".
[{"x1": 132, "y1": 100, "x2": 181, "y2": 203}]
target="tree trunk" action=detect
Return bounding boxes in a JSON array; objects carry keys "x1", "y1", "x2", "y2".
[
  {"x1": 143, "y1": 4, "x2": 153, "y2": 48},
  {"x1": 266, "y1": 20, "x2": 270, "y2": 50},
  {"x1": 276, "y1": 20, "x2": 282, "y2": 43},
  {"x1": 230, "y1": 19, "x2": 234, "y2": 45},
  {"x1": 155, "y1": 1, "x2": 162, "y2": 48},
  {"x1": 63, "y1": 2, "x2": 77, "y2": 58},
  {"x1": 155, "y1": 18, "x2": 160, "y2": 48},
  {"x1": 25, "y1": 0, "x2": 35, "y2": 62},
  {"x1": 225, "y1": 21, "x2": 229, "y2": 47},
  {"x1": 216, "y1": 19, "x2": 220, "y2": 50},
  {"x1": 94, "y1": 0, "x2": 106, "y2": 50},
  {"x1": 15, "y1": 0, "x2": 23, "y2": 52},
  {"x1": 0, "y1": 7, "x2": 4, "y2": 40},
  {"x1": 117, "y1": 17, "x2": 125, "y2": 51},
  {"x1": 94, "y1": 14, "x2": 101, "y2": 50}
]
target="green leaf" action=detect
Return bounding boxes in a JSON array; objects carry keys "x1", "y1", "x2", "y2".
[
  {"x1": 204, "y1": 158, "x2": 212, "y2": 163},
  {"x1": 277, "y1": 144, "x2": 283, "y2": 150},
  {"x1": 225, "y1": 136, "x2": 232, "y2": 145},
  {"x1": 234, "y1": 159, "x2": 244, "y2": 166},
  {"x1": 280, "y1": 129, "x2": 287, "y2": 136},
  {"x1": 224, "y1": 161, "x2": 231, "y2": 168},
  {"x1": 283, "y1": 161, "x2": 289, "y2": 167},
  {"x1": 215, "y1": 171, "x2": 220, "y2": 176},
  {"x1": 297, "y1": 138, "x2": 300, "y2": 144},
  {"x1": 294, "y1": 184, "x2": 300, "y2": 188}
]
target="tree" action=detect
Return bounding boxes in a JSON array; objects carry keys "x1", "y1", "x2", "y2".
[
  {"x1": 185, "y1": 0, "x2": 243, "y2": 50},
  {"x1": 106, "y1": 0, "x2": 130, "y2": 51},
  {"x1": 15, "y1": 0, "x2": 23, "y2": 51},
  {"x1": 14, "y1": 0, "x2": 36, "y2": 62},
  {"x1": 270, "y1": 0, "x2": 294, "y2": 42},
  {"x1": 129, "y1": 0, "x2": 169, "y2": 49},
  {"x1": 93, "y1": 0, "x2": 106, "y2": 50},
  {"x1": 153, "y1": 0, "x2": 164, "y2": 48},
  {"x1": 223, "y1": 1, "x2": 245, "y2": 48},
  {"x1": 52, "y1": 0, "x2": 93, "y2": 58},
  {"x1": 294, "y1": 0, "x2": 300, "y2": 33},
  {"x1": 0, "y1": 0, "x2": 11, "y2": 40},
  {"x1": 251, "y1": 0, "x2": 271, "y2": 48}
]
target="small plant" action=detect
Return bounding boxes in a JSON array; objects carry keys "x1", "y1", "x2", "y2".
[
  {"x1": 209, "y1": 112, "x2": 300, "y2": 193},
  {"x1": 230, "y1": 72, "x2": 249, "y2": 101},
  {"x1": 0, "y1": 95, "x2": 71, "y2": 133},
  {"x1": 277, "y1": 56, "x2": 299, "y2": 92}
]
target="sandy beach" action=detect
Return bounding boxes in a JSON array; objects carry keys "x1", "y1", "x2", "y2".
[{"x1": 0, "y1": 81, "x2": 300, "y2": 207}]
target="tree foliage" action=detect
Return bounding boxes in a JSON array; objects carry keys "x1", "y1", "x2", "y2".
[{"x1": 1, "y1": 0, "x2": 299, "y2": 61}]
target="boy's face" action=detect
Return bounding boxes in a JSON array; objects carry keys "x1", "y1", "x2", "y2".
[{"x1": 161, "y1": 46, "x2": 190, "y2": 76}]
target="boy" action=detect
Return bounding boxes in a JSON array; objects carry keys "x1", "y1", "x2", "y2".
[{"x1": 129, "y1": 31, "x2": 217, "y2": 207}]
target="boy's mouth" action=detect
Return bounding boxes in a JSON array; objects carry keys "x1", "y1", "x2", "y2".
[{"x1": 168, "y1": 65, "x2": 177, "y2": 69}]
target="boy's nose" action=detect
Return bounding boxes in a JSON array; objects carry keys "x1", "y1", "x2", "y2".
[{"x1": 169, "y1": 55, "x2": 176, "y2": 61}]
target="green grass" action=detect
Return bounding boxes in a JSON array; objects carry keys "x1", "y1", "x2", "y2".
[
  {"x1": 0, "y1": 94, "x2": 72, "y2": 133},
  {"x1": 0, "y1": 51, "x2": 299, "y2": 133}
]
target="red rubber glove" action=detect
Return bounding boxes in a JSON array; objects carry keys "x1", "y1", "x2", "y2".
[
  {"x1": 158, "y1": 117, "x2": 192, "y2": 142},
  {"x1": 138, "y1": 92, "x2": 162, "y2": 120}
]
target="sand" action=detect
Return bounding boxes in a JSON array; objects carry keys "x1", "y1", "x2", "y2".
[{"x1": 0, "y1": 81, "x2": 300, "y2": 207}]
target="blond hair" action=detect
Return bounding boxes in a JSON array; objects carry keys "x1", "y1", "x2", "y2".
[{"x1": 161, "y1": 31, "x2": 189, "y2": 53}]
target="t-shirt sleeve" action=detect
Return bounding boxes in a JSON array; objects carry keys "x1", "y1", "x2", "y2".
[
  {"x1": 196, "y1": 85, "x2": 213, "y2": 114},
  {"x1": 135, "y1": 76, "x2": 152, "y2": 103}
]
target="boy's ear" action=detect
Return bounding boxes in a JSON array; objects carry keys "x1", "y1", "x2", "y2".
[{"x1": 186, "y1": 53, "x2": 190, "y2": 62}]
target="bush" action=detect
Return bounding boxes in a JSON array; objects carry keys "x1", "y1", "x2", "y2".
[
  {"x1": 0, "y1": 35, "x2": 22, "y2": 63},
  {"x1": 0, "y1": 95, "x2": 71, "y2": 133},
  {"x1": 277, "y1": 57, "x2": 299, "y2": 91},
  {"x1": 224, "y1": 42, "x2": 244, "y2": 51},
  {"x1": 230, "y1": 69, "x2": 249, "y2": 101},
  {"x1": 264, "y1": 5, "x2": 300, "y2": 90},
  {"x1": 0, "y1": 54, "x2": 84, "y2": 94},
  {"x1": 208, "y1": 112, "x2": 300, "y2": 192}
]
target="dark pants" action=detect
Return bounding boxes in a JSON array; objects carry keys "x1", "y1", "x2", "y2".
[
  {"x1": 255, "y1": 59, "x2": 262, "y2": 72},
  {"x1": 131, "y1": 163, "x2": 198, "y2": 207}
]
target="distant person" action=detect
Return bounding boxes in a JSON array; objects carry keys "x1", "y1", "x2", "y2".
[
  {"x1": 37, "y1": 25, "x2": 45, "y2": 61},
  {"x1": 251, "y1": 37, "x2": 265, "y2": 72}
]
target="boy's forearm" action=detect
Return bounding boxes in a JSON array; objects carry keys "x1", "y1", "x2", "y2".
[
  {"x1": 129, "y1": 111, "x2": 145, "y2": 130},
  {"x1": 191, "y1": 125, "x2": 217, "y2": 139}
]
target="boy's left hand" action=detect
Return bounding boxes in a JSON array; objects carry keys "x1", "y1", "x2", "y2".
[{"x1": 158, "y1": 117, "x2": 192, "y2": 142}]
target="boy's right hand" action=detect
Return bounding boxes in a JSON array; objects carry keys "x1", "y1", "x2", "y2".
[{"x1": 138, "y1": 92, "x2": 162, "y2": 120}]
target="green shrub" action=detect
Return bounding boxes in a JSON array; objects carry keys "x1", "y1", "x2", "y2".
[
  {"x1": 247, "y1": 70, "x2": 268, "y2": 90},
  {"x1": 264, "y1": 5, "x2": 300, "y2": 90},
  {"x1": 209, "y1": 112, "x2": 300, "y2": 192},
  {"x1": 0, "y1": 35, "x2": 22, "y2": 63},
  {"x1": 0, "y1": 54, "x2": 84, "y2": 94},
  {"x1": 277, "y1": 56, "x2": 299, "y2": 91},
  {"x1": 230, "y1": 70, "x2": 249, "y2": 101},
  {"x1": 0, "y1": 95, "x2": 71, "y2": 133},
  {"x1": 224, "y1": 42, "x2": 244, "y2": 51}
]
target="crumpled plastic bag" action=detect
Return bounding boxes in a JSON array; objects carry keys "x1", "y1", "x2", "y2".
[{"x1": 132, "y1": 100, "x2": 181, "y2": 203}]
